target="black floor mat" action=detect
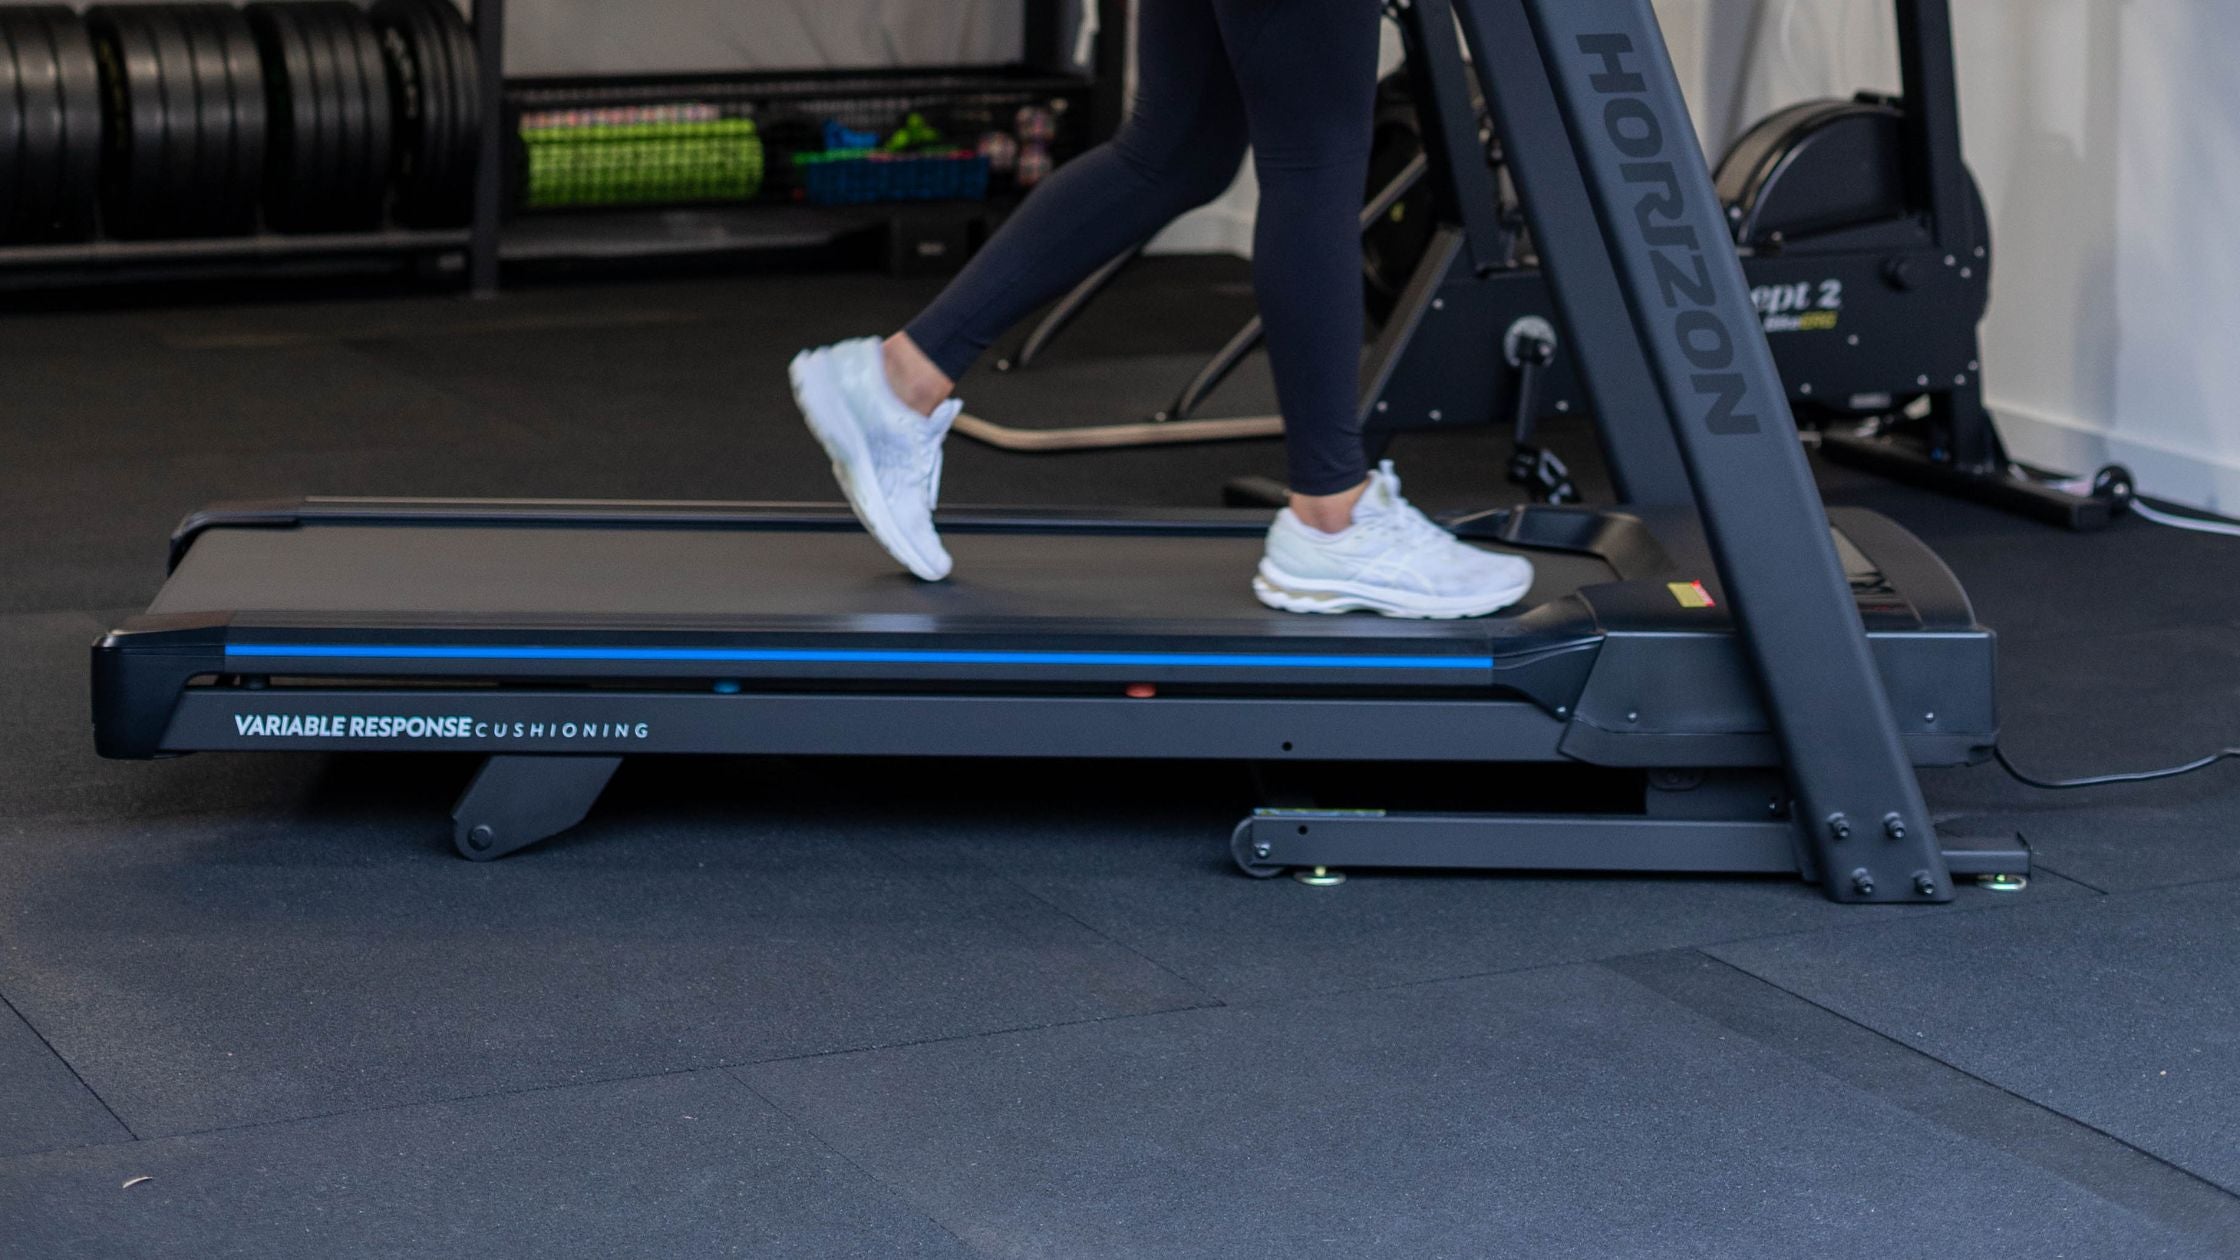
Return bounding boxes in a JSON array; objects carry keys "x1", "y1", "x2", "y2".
[
  {"x1": 1, "y1": 1071, "x2": 971, "y2": 1259},
  {"x1": 1713, "y1": 879, "x2": 2240, "y2": 1194},
  {"x1": 748, "y1": 964, "x2": 2212, "y2": 1259},
  {"x1": 0, "y1": 998, "x2": 127, "y2": 1158},
  {"x1": 0, "y1": 808, "x2": 1205, "y2": 1137}
]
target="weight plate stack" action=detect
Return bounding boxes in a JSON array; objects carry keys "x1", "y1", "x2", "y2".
[
  {"x1": 1, "y1": 6, "x2": 103, "y2": 243},
  {"x1": 176, "y1": 4, "x2": 267, "y2": 235},
  {"x1": 331, "y1": 0, "x2": 393, "y2": 227},
  {"x1": 88, "y1": 4, "x2": 188, "y2": 238},
  {"x1": 246, "y1": 1, "x2": 392, "y2": 232},
  {"x1": 370, "y1": 0, "x2": 478, "y2": 226},
  {"x1": 88, "y1": 3, "x2": 262, "y2": 238},
  {"x1": 244, "y1": 3, "x2": 323, "y2": 230}
]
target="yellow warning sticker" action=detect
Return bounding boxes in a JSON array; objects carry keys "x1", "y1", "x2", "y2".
[{"x1": 1668, "y1": 581, "x2": 1717, "y2": 609}]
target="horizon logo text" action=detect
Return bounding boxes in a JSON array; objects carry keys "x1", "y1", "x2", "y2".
[
  {"x1": 1579, "y1": 31, "x2": 1760, "y2": 435},
  {"x1": 230, "y1": 713, "x2": 652, "y2": 741}
]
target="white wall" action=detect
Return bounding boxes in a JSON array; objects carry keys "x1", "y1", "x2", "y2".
[
  {"x1": 0, "y1": 0, "x2": 1028, "y2": 70},
  {"x1": 1669, "y1": 0, "x2": 2240, "y2": 513},
  {"x1": 1151, "y1": 0, "x2": 2240, "y2": 511},
  {"x1": 502, "y1": 0, "x2": 1022, "y2": 75}
]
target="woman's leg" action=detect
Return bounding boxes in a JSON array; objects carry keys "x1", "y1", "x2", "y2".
[
  {"x1": 786, "y1": 0, "x2": 1250, "y2": 582},
  {"x1": 1212, "y1": 0, "x2": 1385, "y2": 522},
  {"x1": 1221, "y1": 2, "x2": 1530, "y2": 617},
  {"x1": 891, "y1": 0, "x2": 1253, "y2": 410}
]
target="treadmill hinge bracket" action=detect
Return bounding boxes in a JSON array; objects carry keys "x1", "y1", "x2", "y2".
[{"x1": 450, "y1": 755, "x2": 623, "y2": 861}]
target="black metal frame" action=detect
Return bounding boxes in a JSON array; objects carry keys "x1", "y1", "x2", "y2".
[
  {"x1": 94, "y1": 0, "x2": 2023, "y2": 902},
  {"x1": 468, "y1": 0, "x2": 507, "y2": 295}
]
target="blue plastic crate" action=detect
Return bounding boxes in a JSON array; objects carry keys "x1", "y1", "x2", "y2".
[{"x1": 794, "y1": 150, "x2": 992, "y2": 206}]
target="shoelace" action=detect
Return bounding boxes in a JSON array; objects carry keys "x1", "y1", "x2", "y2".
[
  {"x1": 1359, "y1": 502, "x2": 1455, "y2": 550},
  {"x1": 1355, "y1": 466, "x2": 1456, "y2": 551}
]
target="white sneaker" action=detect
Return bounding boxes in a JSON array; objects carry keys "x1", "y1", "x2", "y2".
[
  {"x1": 1255, "y1": 462, "x2": 1535, "y2": 619},
  {"x1": 789, "y1": 338, "x2": 962, "y2": 581}
]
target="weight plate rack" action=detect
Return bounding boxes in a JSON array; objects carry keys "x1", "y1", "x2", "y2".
[
  {"x1": 1, "y1": 6, "x2": 103, "y2": 242},
  {"x1": 2, "y1": 0, "x2": 1125, "y2": 295}
]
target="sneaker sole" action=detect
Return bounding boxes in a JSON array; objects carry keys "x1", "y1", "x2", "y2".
[
  {"x1": 1252, "y1": 562, "x2": 1533, "y2": 620},
  {"x1": 789, "y1": 349, "x2": 952, "y2": 581}
]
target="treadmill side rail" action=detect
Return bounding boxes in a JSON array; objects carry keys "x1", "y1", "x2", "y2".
[{"x1": 166, "y1": 496, "x2": 1297, "y2": 571}]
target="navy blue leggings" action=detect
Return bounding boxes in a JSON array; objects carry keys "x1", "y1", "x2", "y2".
[{"x1": 905, "y1": 0, "x2": 1384, "y2": 496}]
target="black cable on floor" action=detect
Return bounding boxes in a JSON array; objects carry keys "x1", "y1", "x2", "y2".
[{"x1": 1996, "y1": 746, "x2": 2240, "y2": 790}]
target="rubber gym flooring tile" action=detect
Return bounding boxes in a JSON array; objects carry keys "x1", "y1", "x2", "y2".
[
  {"x1": 6, "y1": 341, "x2": 541, "y2": 466},
  {"x1": 0, "y1": 808, "x2": 1206, "y2": 1138},
  {"x1": 0, "y1": 994, "x2": 129, "y2": 1159},
  {"x1": 1990, "y1": 625, "x2": 2240, "y2": 775},
  {"x1": 1811, "y1": 455, "x2": 2240, "y2": 642},
  {"x1": 1878, "y1": 513, "x2": 2240, "y2": 645},
  {"x1": 145, "y1": 294, "x2": 718, "y2": 352},
  {"x1": 0, "y1": 306, "x2": 179, "y2": 360},
  {"x1": 911, "y1": 809, "x2": 2091, "y2": 1005},
  {"x1": 743, "y1": 964, "x2": 2208, "y2": 1260},
  {"x1": 1607, "y1": 948, "x2": 2240, "y2": 1250},
  {"x1": 1710, "y1": 878, "x2": 2240, "y2": 1195},
  {"x1": 341, "y1": 310, "x2": 847, "y2": 453},
  {"x1": 0, "y1": 1068, "x2": 973, "y2": 1260}
]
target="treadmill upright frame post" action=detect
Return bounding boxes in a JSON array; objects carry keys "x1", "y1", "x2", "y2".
[{"x1": 1471, "y1": 0, "x2": 1952, "y2": 902}]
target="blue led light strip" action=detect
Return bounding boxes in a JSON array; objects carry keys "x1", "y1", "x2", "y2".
[{"x1": 224, "y1": 643, "x2": 1494, "y2": 672}]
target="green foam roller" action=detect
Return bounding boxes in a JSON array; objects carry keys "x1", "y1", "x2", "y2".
[{"x1": 521, "y1": 118, "x2": 767, "y2": 209}]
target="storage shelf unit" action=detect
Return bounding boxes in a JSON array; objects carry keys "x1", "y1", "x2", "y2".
[
  {"x1": 495, "y1": 62, "x2": 1104, "y2": 275},
  {"x1": 0, "y1": 0, "x2": 1127, "y2": 294}
]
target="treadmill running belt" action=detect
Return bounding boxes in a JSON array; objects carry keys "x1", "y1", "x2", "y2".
[{"x1": 151, "y1": 523, "x2": 1614, "y2": 630}]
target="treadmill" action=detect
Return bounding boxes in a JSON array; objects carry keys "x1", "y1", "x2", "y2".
[{"x1": 92, "y1": 0, "x2": 2028, "y2": 903}]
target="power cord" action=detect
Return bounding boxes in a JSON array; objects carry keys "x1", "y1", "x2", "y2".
[
  {"x1": 1996, "y1": 746, "x2": 2240, "y2": 791},
  {"x1": 2131, "y1": 498, "x2": 2240, "y2": 539},
  {"x1": 2024, "y1": 463, "x2": 2240, "y2": 538}
]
